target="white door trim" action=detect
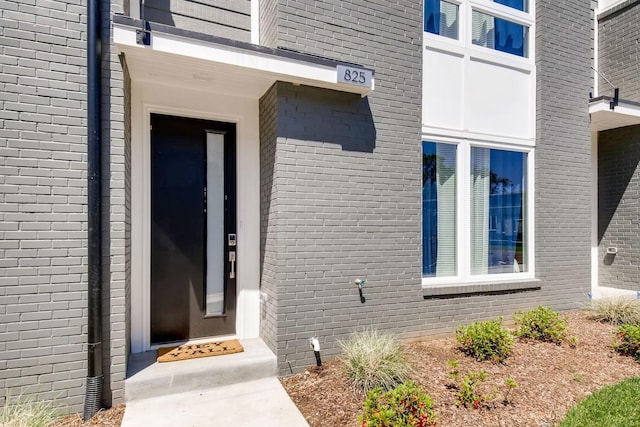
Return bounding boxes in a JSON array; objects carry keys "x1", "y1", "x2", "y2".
[{"x1": 130, "y1": 81, "x2": 261, "y2": 353}]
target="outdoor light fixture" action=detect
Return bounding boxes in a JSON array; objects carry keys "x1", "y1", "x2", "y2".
[
  {"x1": 309, "y1": 336, "x2": 322, "y2": 367},
  {"x1": 355, "y1": 279, "x2": 366, "y2": 303}
]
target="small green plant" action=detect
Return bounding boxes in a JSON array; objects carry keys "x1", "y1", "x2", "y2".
[
  {"x1": 572, "y1": 374, "x2": 584, "y2": 383},
  {"x1": 587, "y1": 297, "x2": 640, "y2": 325},
  {"x1": 502, "y1": 378, "x2": 519, "y2": 405},
  {"x1": 455, "y1": 318, "x2": 514, "y2": 363},
  {"x1": 514, "y1": 306, "x2": 568, "y2": 344},
  {"x1": 612, "y1": 324, "x2": 640, "y2": 362},
  {"x1": 0, "y1": 396, "x2": 59, "y2": 427},
  {"x1": 340, "y1": 329, "x2": 412, "y2": 392},
  {"x1": 447, "y1": 359, "x2": 460, "y2": 382},
  {"x1": 359, "y1": 381, "x2": 437, "y2": 427},
  {"x1": 456, "y1": 370, "x2": 492, "y2": 409},
  {"x1": 447, "y1": 360, "x2": 493, "y2": 408},
  {"x1": 568, "y1": 335, "x2": 579, "y2": 348}
]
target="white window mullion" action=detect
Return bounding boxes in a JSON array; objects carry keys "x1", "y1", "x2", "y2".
[
  {"x1": 470, "y1": 146, "x2": 491, "y2": 275},
  {"x1": 458, "y1": 141, "x2": 471, "y2": 281}
]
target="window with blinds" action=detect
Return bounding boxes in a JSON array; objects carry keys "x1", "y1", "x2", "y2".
[
  {"x1": 425, "y1": 0, "x2": 531, "y2": 58},
  {"x1": 424, "y1": 0, "x2": 459, "y2": 40},
  {"x1": 471, "y1": 10, "x2": 528, "y2": 57},
  {"x1": 422, "y1": 142, "x2": 457, "y2": 277},
  {"x1": 422, "y1": 142, "x2": 528, "y2": 280}
]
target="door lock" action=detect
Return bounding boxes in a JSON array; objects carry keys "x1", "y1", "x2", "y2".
[{"x1": 229, "y1": 251, "x2": 236, "y2": 279}]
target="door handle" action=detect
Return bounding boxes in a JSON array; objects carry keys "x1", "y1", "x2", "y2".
[{"x1": 229, "y1": 251, "x2": 236, "y2": 279}]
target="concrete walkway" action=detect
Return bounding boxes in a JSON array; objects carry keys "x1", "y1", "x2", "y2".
[{"x1": 121, "y1": 376, "x2": 309, "y2": 427}]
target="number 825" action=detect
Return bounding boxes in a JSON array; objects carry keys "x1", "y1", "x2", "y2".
[{"x1": 344, "y1": 69, "x2": 366, "y2": 84}]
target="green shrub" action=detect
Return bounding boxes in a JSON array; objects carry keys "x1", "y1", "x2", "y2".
[
  {"x1": 613, "y1": 324, "x2": 640, "y2": 362},
  {"x1": 359, "y1": 381, "x2": 437, "y2": 427},
  {"x1": 340, "y1": 329, "x2": 412, "y2": 392},
  {"x1": 514, "y1": 306, "x2": 568, "y2": 344},
  {"x1": 455, "y1": 318, "x2": 514, "y2": 363},
  {"x1": 0, "y1": 397, "x2": 58, "y2": 427},
  {"x1": 587, "y1": 297, "x2": 640, "y2": 325}
]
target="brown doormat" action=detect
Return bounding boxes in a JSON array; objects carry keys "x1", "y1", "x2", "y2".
[{"x1": 156, "y1": 339, "x2": 244, "y2": 363}]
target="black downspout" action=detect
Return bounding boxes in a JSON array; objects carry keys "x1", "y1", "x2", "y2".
[{"x1": 84, "y1": 0, "x2": 103, "y2": 420}]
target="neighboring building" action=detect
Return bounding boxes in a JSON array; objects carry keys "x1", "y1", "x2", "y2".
[
  {"x1": 0, "y1": 0, "x2": 636, "y2": 415},
  {"x1": 592, "y1": 0, "x2": 640, "y2": 294}
]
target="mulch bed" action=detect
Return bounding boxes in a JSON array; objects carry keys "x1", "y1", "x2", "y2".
[
  {"x1": 49, "y1": 404, "x2": 125, "y2": 427},
  {"x1": 281, "y1": 311, "x2": 640, "y2": 426}
]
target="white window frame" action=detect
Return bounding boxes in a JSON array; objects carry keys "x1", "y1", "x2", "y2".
[{"x1": 421, "y1": 135, "x2": 535, "y2": 287}]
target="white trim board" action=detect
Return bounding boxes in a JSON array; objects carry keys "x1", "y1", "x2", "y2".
[
  {"x1": 113, "y1": 24, "x2": 374, "y2": 99},
  {"x1": 130, "y1": 81, "x2": 261, "y2": 353},
  {"x1": 589, "y1": 99, "x2": 640, "y2": 132},
  {"x1": 251, "y1": 0, "x2": 260, "y2": 44}
]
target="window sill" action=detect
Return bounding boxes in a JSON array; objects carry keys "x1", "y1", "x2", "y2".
[{"x1": 422, "y1": 278, "x2": 541, "y2": 298}]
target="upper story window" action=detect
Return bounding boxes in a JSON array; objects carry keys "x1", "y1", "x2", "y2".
[
  {"x1": 494, "y1": 0, "x2": 527, "y2": 12},
  {"x1": 424, "y1": 0, "x2": 460, "y2": 40},
  {"x1": 424, "y1": 0, "x2": 532, "y2": 59},
  {"x1": 471, "y1": 10, "x2": 528, "y2": 57}
]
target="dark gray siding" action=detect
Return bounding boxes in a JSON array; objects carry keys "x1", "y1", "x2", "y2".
[
  {"x1": 598, "y1": 0, "x2": 640, "y2": 102},
  {"x1": 259, "y1": 0, "x2": 277, "y2": 48},
  {"x1": 143, "y1": 0, "x2": 251, "y2": 42},
  {"x1": 259, "y1": 83, "x2": 279, "y2": 354},
  {"x1": 598, "y1": 125, "x2": 640, "y2": 292},
  {"x1": 535, "y1": 0, "x2": 593, "y2": 302},
  {"x1": 0, "y1": 0, "x2": 89, "y2": 411},
  {"x1": 0, "y1": 0, "x2": 129, "y2": 412},
  {"x1": 102, "y1": 0, "x2": 130, "y2": 408}
]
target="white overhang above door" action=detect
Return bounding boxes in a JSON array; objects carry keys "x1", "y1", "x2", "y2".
[
  {"x1": 590, "y1": 97, "x2": 640, "y2": 132},
  {"x1": 113, "y1": 16, "x2": 375, "y2": 98}
]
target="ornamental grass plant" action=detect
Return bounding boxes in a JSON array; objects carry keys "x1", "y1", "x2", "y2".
[
  {"x1": 340, "y1": 329, "x2": 412, "y2": 392},
  {"x1": 0, "y1": 397, "x2": 59, "y2": 427},
  {"x1": 586, "y1": 297, "x2": 640, "y2": 325}
]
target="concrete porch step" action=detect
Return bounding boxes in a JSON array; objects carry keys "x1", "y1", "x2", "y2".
[{"x1": 125, "y1": 339, "x2": 278, "y2": 401}]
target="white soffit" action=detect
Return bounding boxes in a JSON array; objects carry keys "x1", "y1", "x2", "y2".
[
  {"x1": 590, "y1": 98, "x2": 640, "y2": 132},
  {"x1": 113, "y1": 23, "x2": 374, "y2": 98}
]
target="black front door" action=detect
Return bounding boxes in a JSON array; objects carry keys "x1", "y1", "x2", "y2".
[{"x1": 150, "y1": 114, "x2": 236, "y2": 345}]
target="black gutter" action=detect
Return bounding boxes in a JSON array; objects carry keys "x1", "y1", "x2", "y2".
[{"x1": 84, "y1": 0, "x2": 103, "y2": 420}]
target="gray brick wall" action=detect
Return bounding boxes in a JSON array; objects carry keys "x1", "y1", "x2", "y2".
[
  {"x1": 535, "y1": 0, "x2": 593, "y2": 304},
  {"x1": 103, "y1": 0, "x2": 129, "y2": 407},
  {"x1": 598, "y1": 125, "x2": 640, "y2": 291},
  {"x1": 259, "y1": 83, "x2": 279, "y2": 354},
  {"x1": 0, "y1": 0, "x2": 129, "y2": 412},
  {"x1": 0, "y1": 0, "x2": 88, "y2": 411},
  {"x1": 598, "y1": 0, "x2": 640, "y2": 102},
  {"x1": 258, "y1": 0, "x2": 594, "y2": 374},
  {"x1": 144, "y1": 0, "x2": 251, "y2": 42}
]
